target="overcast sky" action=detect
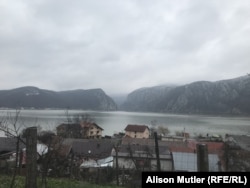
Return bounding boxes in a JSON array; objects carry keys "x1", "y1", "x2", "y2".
[{"x1": 1, "y1": 0, "x2": 250, "y2": 95}]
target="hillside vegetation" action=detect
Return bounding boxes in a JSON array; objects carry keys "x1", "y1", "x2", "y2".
[
  {"x1": 121, "y1": 75, "x2": 250, "y2": 115},
  {"x1": 0, "y1": 176, "x2": 120, "y2": 188}
]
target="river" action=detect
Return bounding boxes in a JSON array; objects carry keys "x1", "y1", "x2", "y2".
[{"x1": 0, "y1": 109, "x2": 250, "y2": 137}]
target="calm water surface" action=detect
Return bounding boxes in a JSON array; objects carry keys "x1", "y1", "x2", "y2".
[{"x1": 0, "y1": 109, "x2": 250, "y2": 137}]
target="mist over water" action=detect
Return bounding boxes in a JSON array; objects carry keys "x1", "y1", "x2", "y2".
[{"x1": 0, "y1": 109, "x2": 250, "y2": 137}]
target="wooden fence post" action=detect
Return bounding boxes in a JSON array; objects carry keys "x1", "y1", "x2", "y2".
[
  {"x1": 154, "y1": 132, "x2": 161, "y2": 171},
  {"x1": 25, "y1": 127, "x2": 37, "y2": 188},
  {"x1": 196, "y1": 143, "x2": 209, "y2": 172}
]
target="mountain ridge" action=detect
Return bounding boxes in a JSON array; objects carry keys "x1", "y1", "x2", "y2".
[
  {"x1": 1, "y1": 75, "x2": 250, "y2": 115},
  {"x1": 120, "y1": 75, "x2": 250, "y2": 115},
  {"x1": 0, "y1": 86, "x2": 117, "y2": 111}
]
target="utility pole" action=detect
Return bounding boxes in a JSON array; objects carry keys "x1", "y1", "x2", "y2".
[
  {"x1": 154, "y1": 132, "x2": 161, "y2": 171},
  {"x1": 196, "y1": 143, "x2": 209, "y2": 172}
]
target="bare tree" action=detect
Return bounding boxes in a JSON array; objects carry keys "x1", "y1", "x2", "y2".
[
  {"x1": 0, "y1": 109, "x2": 26, "y2": 188},
  {"x1": 126, "y1": 144, "x2": 153, "y2": 171},
  {"x1": 149, "y1": 120, "x2": 157, "y2": 138},
  {"x1": 36, "y1": 128, "x2": 72, "y2": 188},
  {"x1": 121, "y1": 144, "x2": 153, "y2": 188},
  {"x1": 60, "y1": 109, "x2": 95, "y2": 139},
  {"x1": 157, "y1": 125, "x2": 170, "y2": 136},
  {"x1": 0, "y1": 110, "x2": 46, "y2": 187},
  {"x1": 64, "y1": 109, "x2": 95, "y2": 124}
]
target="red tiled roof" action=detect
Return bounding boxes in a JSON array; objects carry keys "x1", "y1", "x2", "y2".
[
  {"x1": 121, "y1": 137, "x2": 224, "y2": 155},
  {"x1": 167, "y1": 140, "x2": 224, "y2": 155},
  {"x1": 164, "y1": 141, "x2": 195, "y2": 153},
  {"x1": 200, "y1": 141, "x2": 224, "y2": 154},
  {"x1": 80, "y1": 122, "x2": 103, "y2": 130},
  {"x1": 124, "y1": 124, "x2": 149, "y2": 132}
]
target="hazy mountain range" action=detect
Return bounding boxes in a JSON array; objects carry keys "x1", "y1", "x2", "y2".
[
  {"x1": 120, "y1": 75, "x2": 250, "y2": 115},
  {"x1": 0, "y1": 75, "x2": 250, "y2": 115},
  {"x1": 0, "y1": 87, "x2": 117, "y2": 111}
]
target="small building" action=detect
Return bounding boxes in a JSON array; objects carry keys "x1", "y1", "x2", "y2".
[
  {"x1": 81, "y1": 122, "x2": 103, "y2": 139},
  {"x1": 0, "y1": 137, "x2": 26, "y2": 156},
  {"x1": 166, "y1": 139, "x2": 224, "y2": 172},
  {"x1": 121, "y1": 137, "x2": 224, "y2": 172},
  {"x1": 0, "y1": 138, "x2": 48, "y2": 174},
  {"x1": 224, "y1": 134, "x2": 250, "y2": 171},
  {"x1": 70, "y1": 139, "x2": 114, "y2": 160},
  {"x1": 161, "y1": 135, "x2": 186, "y2": 142},
  {"x1": 124, "y1": 124, "x2": 150, "y2": 139},
  {"x1": 56, "y1": 121, "x2": 103, "y2": 139},
  {"x1": 112, "y1": 142, "x2": 174, "y2": 171},
  {"x1": 172, "y1": 152, "x2": 221, "y2": 172}
]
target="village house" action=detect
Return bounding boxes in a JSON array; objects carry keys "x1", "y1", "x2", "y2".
[
  {"x1": 121, "y1": 137, "x2": 224, "y2": 172},
  {"x1": 60, "y1": 138, "x2": 116, "y2": 163},
  {"x1": 60, "y1": 138, "x2": 120, "y2": 183},
  {"x1": 112, "y1": 139, "x2": 174, "y2": 171},
  {"x1": 169, "y1": 139, "x2": 224, "y2": 172},
  {"x1": 69, "y1": 139, "x2": 114, "y2": 160},
  {"x1": 0, "y1": 137, "x2": 25, "y2": 172},
  {"x1": 56, "y1": 121, "x2": 103, "y2": 139},
  {"x1": 0, "y1": 137, "x2": 25, "y2": 156},
  {"x1": 224, "y1": 134, "x2": 250, "y2": 171},
  {"x1": 0, "y1": 137, "x2": 49, "y2": 175},
  {"x1": 124, "y1": 124, "x2": 150, "y2": 139},
  {"x1": 59, "y1": 138, "x2": 115, "y2": 176}
]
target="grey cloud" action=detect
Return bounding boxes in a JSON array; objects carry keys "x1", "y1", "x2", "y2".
[{"x1": 0, "y1": 0, "x2": 250, "y2": 95}]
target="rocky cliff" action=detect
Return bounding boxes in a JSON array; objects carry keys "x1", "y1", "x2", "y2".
[
  {"x1": 121, "y1": 75, "x2": 250, "y2": 115},
  {"x1": 0, "y1": 86, "x2": 117, "y2": 110}
]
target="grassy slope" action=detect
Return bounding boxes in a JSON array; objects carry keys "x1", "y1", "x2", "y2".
[{"x1": 0, "y1": 176, "x2": 120, "y2": 188}]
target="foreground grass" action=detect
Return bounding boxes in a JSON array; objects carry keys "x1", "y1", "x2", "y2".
[{"x1": 0, "y1": 175, "x2": 121, "y2": 188}]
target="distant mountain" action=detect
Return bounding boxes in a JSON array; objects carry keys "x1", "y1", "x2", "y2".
[
  {"x1": 120, "y1": 85, "x2": 176, "y2": 111},
  {"x1": 121, "y1": 75, "x2": 250, "y2": 115},
  {"x1": 110, "y1": 94, "x2": 127, "y2": 106},
  {"x1": 0, "y1": 86, "x2": 117, "y2": 110}
]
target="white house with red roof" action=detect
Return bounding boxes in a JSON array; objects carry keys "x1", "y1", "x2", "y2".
[{"x1": 124, "y1": 124, "x2": 150, "y2": 139}]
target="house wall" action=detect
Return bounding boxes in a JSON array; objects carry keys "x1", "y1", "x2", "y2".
[
  {"x1": 114, "y1": 157, "x2": 173, "y2": 171},
  {"x1": 151, "y1": 159, "x2": 173, "y2": 171},
  {"x1": 57, "y1": 123, "x2": 103, "y2": 139},
  {"x1": 115, "y1": 158, "x2": 136, "y2": 169},
  {"x1": 161, "y1": 136, "x2": 184, "y2": 142},
  {"x1": 125, "y1": 129, "x2": 150, "y2": 139},
  {"x1": 86, "y1": 125, "x2": 102, "y2": 139}
]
